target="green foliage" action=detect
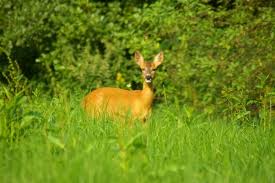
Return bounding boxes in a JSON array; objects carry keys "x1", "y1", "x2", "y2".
[
  {"x1": 0, "y1": 0, "x2": 274, "y2": 119},
  {"x1": 0, "y1": 92, "x2": 42, "y2": 143},
  {"x1": 0, "y1": 95, "x2": 274, "y2": 183}
]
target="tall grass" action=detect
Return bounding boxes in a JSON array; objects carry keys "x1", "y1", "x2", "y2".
[{"x1": 0, "y1": 93, "x2": 274, "y2": 183}]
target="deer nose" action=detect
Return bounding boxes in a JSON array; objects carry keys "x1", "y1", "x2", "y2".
[{"x1": 145, "y1": 75, "x2": 152, "y2": 80}]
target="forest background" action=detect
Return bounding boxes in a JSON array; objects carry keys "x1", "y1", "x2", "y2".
[{"x1": 0, "y1": 0, "x2": 274, "y2": 121}]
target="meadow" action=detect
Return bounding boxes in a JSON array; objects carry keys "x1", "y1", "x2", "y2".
[{"x1": 0, "y1": 93, "x2": 274, "y2": 183}]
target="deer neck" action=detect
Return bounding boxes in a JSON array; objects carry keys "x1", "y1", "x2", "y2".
[{"x1": 141, "y1": 82, "x2": 154, "y2": 107}]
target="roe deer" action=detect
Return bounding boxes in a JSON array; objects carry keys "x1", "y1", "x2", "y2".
[{"x1": 82, "y1": 51, "x2": 163, "y2": 122}]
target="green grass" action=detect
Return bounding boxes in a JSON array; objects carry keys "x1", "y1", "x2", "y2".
[{"x1": 0, "y1": 94, "x2": 274, "y2": 183}]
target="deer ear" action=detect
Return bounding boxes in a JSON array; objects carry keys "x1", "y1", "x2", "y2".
[
  {"x1": 134, "y1": 51, "x2": 144, "y2": 66},
  {"x1": 153, "y1": 52, "x2": 163, "y2": 68}
]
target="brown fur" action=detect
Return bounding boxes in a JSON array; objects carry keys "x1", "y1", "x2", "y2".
[{"x1": 82, "y1": 51, "x2": 163, "y2": 122}]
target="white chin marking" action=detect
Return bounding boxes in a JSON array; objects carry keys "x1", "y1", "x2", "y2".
[{"x1": 145, "y1": 79, "x2": 152, "y2": 83}]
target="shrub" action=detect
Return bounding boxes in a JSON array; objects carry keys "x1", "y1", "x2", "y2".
[{"x1": 0, "y1": 0, "x2": 274, "y2": 120}]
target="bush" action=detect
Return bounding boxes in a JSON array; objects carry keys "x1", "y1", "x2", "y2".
[{"x1": 0, "y1": 0, "x2": 274, "y2": 120}]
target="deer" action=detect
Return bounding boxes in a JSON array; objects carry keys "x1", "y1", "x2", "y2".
[{"x1": 82, "y1": 51, "x2": 163, "y2": 122}]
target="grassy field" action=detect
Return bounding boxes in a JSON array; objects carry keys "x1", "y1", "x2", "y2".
[{"x1": 0, "y1": 93, "x2": 274, "y2": 183}]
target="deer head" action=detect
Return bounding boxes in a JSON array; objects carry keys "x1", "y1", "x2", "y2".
[{"x1": 134, "y1": 51, "x2": 163, "y2": 83}]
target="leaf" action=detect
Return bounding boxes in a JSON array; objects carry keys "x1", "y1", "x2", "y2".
[
  {"x1": 236, "y1": 111, "x2": 251, "y2": 120},
  {"x1": 47, "y1": 135, "x2": 65, "y2": 149},
  {"x1": 125, "y1": 132, "x2": 144, "y2": 150}
]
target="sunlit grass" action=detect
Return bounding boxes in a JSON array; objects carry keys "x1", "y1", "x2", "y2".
[{"x1": 0, "y1": 94, "x2": 274, "y2": 183}]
